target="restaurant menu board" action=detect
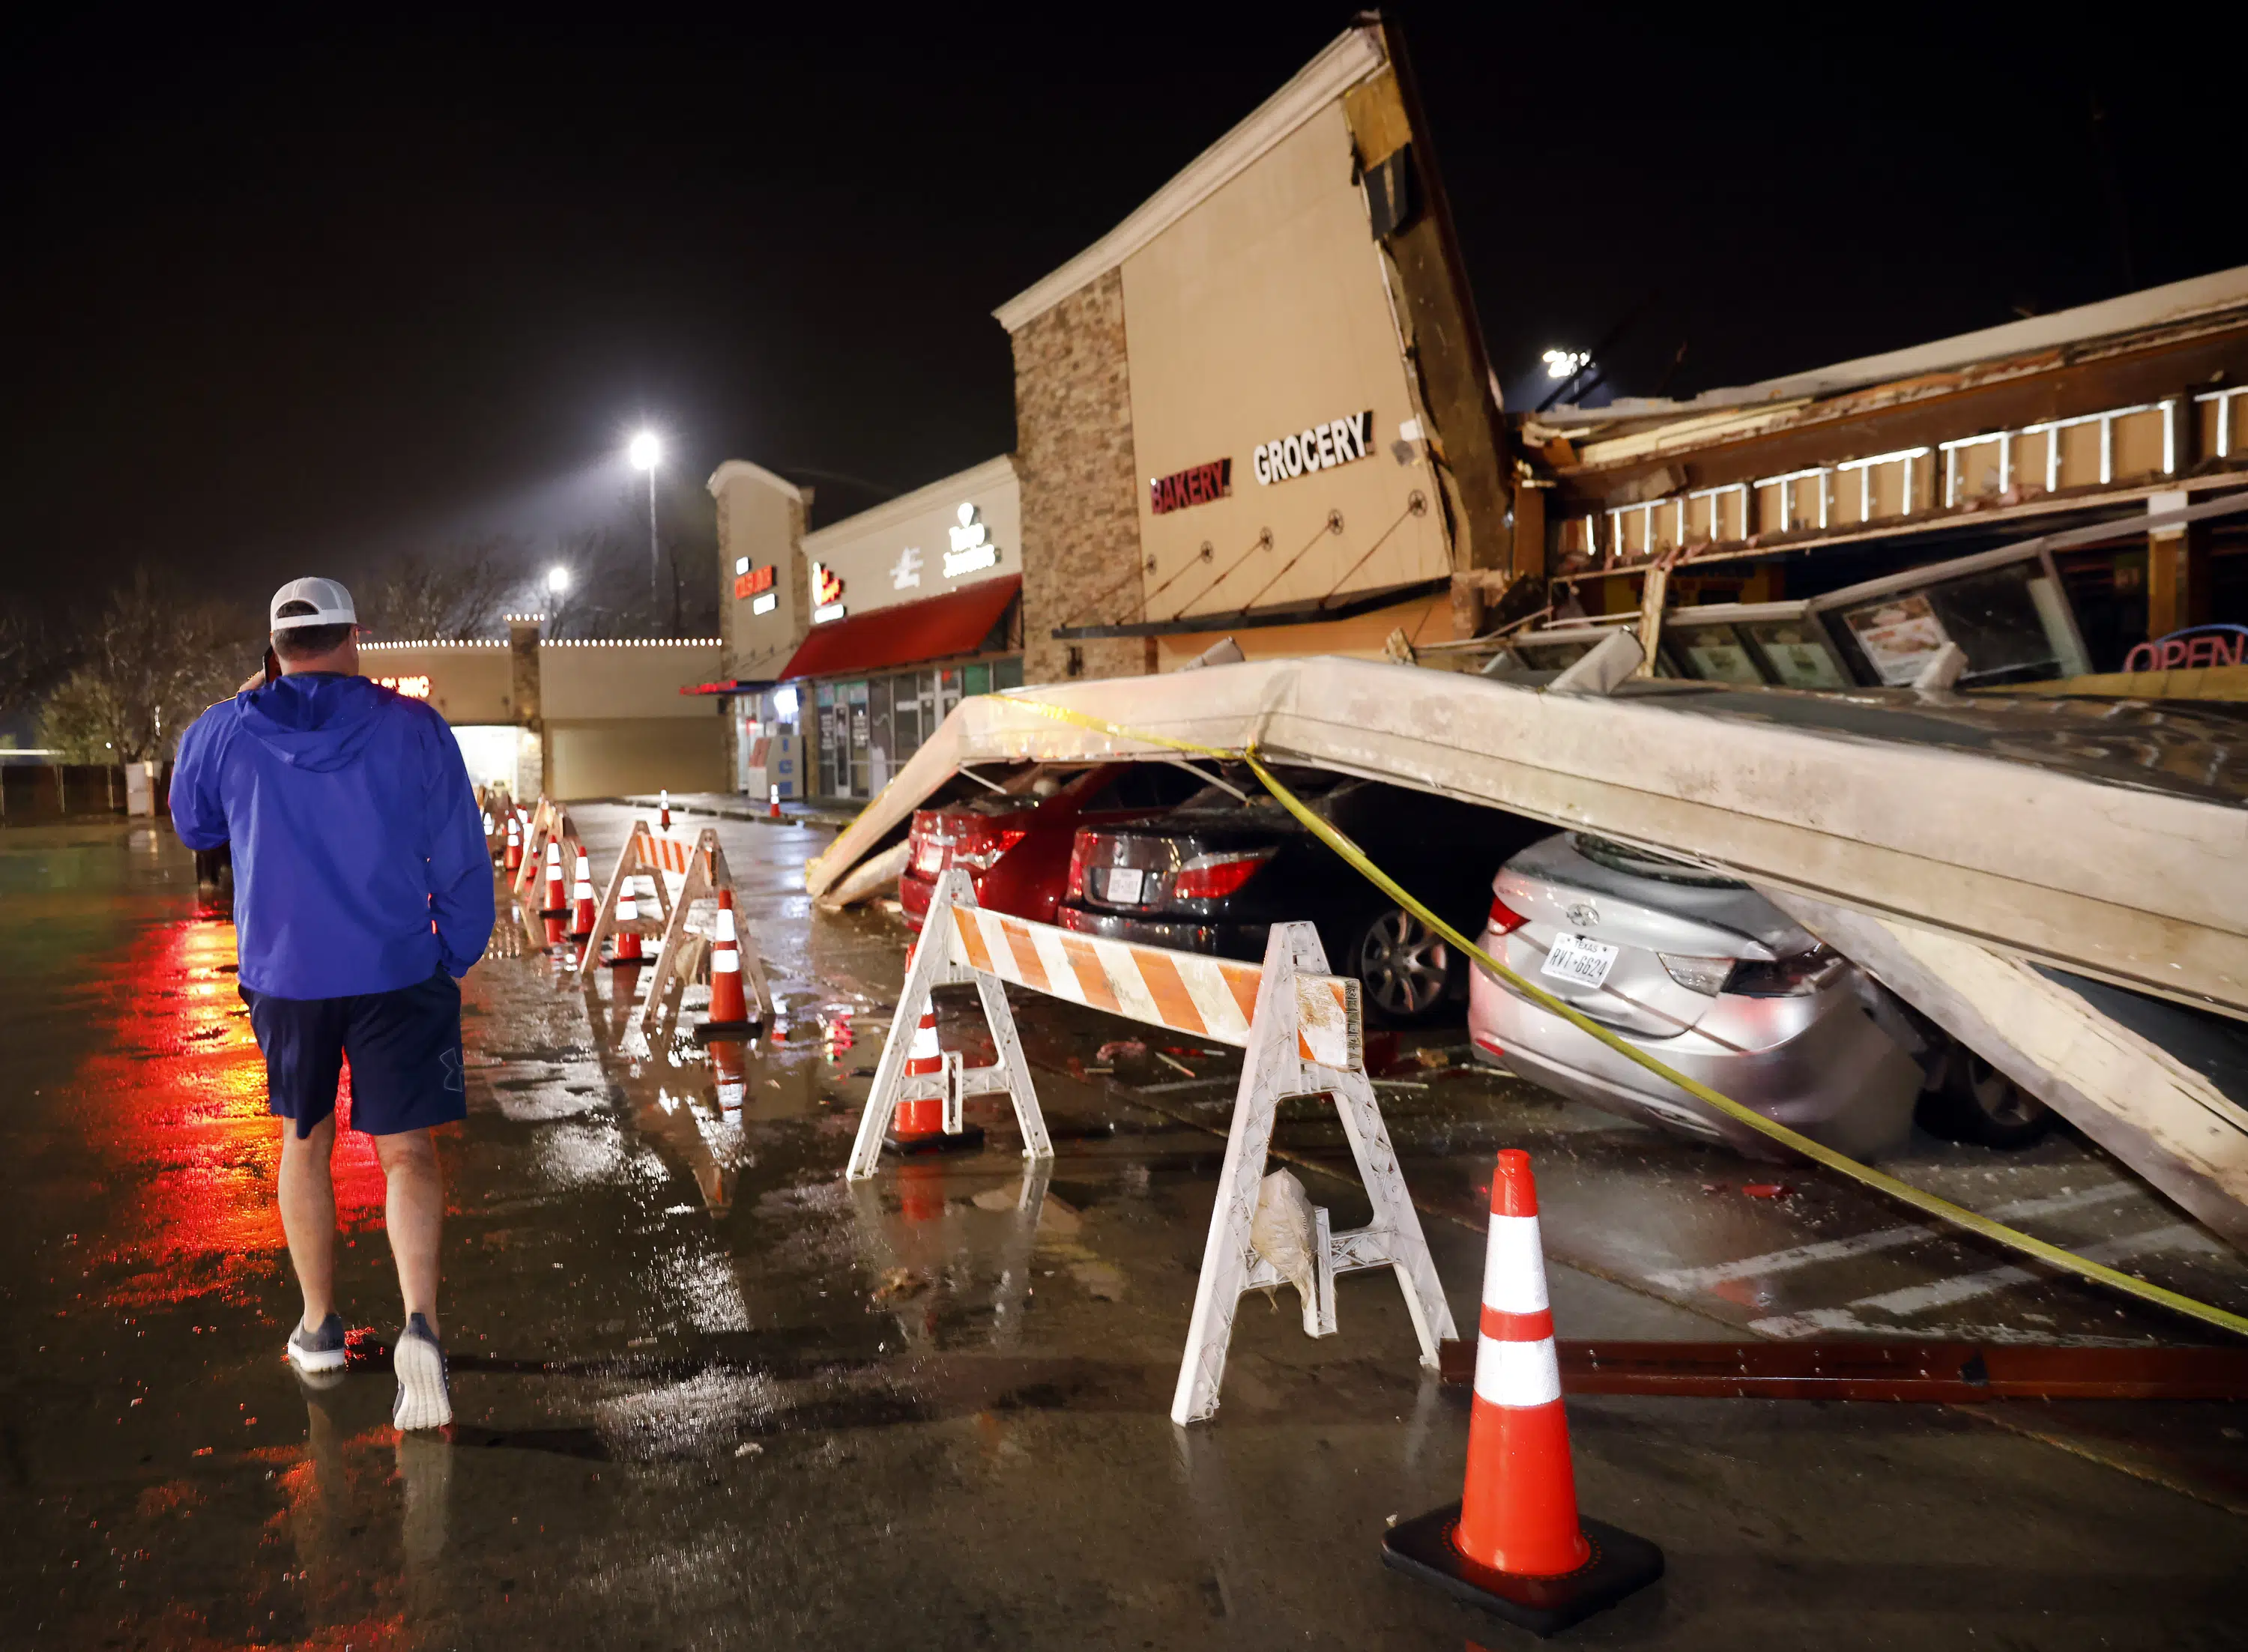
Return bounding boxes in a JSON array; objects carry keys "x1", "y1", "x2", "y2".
[{"x1": 1841, "y1": 595, "x2": 1951, "y2": 686}]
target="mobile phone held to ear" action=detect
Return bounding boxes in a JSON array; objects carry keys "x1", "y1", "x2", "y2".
[{"x1": 264, "y1": 646, "x2": 281, "y2": 685}]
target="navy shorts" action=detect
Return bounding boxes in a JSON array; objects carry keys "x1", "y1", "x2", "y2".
[{"x1": 241, "y1": 969, "x2": 467, "y2": 1139}]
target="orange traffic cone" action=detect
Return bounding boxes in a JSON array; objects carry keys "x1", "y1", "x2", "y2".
[
  {"x1": 692, "y1": 889, "x2": 758, "y2": 1040},
  {"x1": 659, "y1": 788, "x2": 671, "y2": 832},
  {"x1": 883, "y1": 948, "x2": 984, "y2": 1156},
  {"x1": 1382, "y1": 1149, "x2": 1662, "y2": 1634},
  {"x1": 609, "y1": 878, "x2": 644, "y2": 963},
  {"x1": 569, "y1": 850, "x2": 598, "y2": 940},
  {"x1": 540, "y1": 840, "x2": 568, "y2": 947},
  {"x1": 893, "y1": 1008, "x2": 944, "y2": 1143},
  {"x1": 710, "y1": 1035, "x2": 746, "y2": 1118},
  {"x1": 767, "y1": 784, "x2": 782, "y2": 820},
  {"x1": 504, "y1": 815, "x2": 522, "y2": 871}
]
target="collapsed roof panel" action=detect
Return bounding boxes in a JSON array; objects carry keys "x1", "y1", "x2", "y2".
[{"x1": 804, "y1": 656, "x2": 2247, "y2": 1018}]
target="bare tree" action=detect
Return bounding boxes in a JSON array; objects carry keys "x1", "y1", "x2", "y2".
[
  {"x1": 37, "y1": 570, "x2": 247, "y2": 761},
  {"x1": 0, "y1": 606, "x2": 58, "y2": 724},
  {"x1": 360, "y1": 537, "x2": 525, "y2": 640}
]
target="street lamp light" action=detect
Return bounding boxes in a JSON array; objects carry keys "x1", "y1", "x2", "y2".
[
  {"x1": 546, "y1": 566, "x2": 570, "y2": 596},
  {"x1": 627, "y1": 430, "x2": 662, "y2": 623}
]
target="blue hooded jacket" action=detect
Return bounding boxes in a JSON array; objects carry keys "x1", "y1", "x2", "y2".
[{"x1": 169, "y1": 674, "x2": 495, "y2": 999}]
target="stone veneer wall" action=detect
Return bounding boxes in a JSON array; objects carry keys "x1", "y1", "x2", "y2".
[{"x1": 1011, "y1": 269, "x2": 1155, "y2": 685}]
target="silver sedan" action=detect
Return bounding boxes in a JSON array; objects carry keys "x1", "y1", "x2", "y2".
[{"x1": 1466, "y1": 833, "x2": 1930, "y2": 1162}]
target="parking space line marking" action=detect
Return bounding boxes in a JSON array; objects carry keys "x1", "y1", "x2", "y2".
[
  {"x1": 1749, "y1": 1223, "x2": 2223, "y2": 1336},
  {"x1": 1649, "y1": 1184, "x2": 2134, "y2": 1294},
  {"x1": 1848, "y1": 1224, "x2": 2222, "y2": 1318}
]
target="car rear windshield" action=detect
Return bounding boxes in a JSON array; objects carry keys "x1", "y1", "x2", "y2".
[{"x1": 1569, "y1": 832, "x2": 1745, "y2": 889}]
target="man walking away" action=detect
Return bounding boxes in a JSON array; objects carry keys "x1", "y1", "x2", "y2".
[{"x1": 170, "y1": 578, "x2": 495, "y2": 1430}]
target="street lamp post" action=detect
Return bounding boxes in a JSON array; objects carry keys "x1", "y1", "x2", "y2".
[{"x1": 628, "y1": 430, "x2": 662, "y2": 626}]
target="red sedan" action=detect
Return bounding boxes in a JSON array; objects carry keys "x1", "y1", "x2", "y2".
[{"x1": 899, "y1": 763, "x2": 1205, "y2": 930}]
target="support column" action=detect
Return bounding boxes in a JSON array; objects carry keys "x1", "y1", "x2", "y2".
[
  {"x1": 509, "y1": 614, "x2": 546, "y2": 800},
  {"x1": 2145, "y1": 490, "x2": 2212, "y2": 640}
]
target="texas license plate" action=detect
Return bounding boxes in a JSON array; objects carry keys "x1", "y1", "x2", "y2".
[
  {"x1": 1105, "y1": 867, "x2": 1145, "y2": 904},
  {"x1": 1541, "y1": 933, "x2": 1619, "y2": 988}
]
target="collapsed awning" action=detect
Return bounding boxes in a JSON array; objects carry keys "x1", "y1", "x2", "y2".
[{"x1": 779, "y1": 576, "x2": 1020, "y2": 682}]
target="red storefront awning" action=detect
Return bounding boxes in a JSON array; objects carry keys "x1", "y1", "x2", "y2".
[{"x1": 778, "y1": 575, "x2": 1020, "y2": 682}]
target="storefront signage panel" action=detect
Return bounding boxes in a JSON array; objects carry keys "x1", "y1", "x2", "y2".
[
  {"x1": 812, "y1": 561, "x2": 847, "y2": 624},
  {"x1": 945, "y1": 503, "x2": 999, "y2": 577},
  {"x1": 1149, "y1": 457, "x2": 1233, "y2": 515},
  {"x1": 1253, "y1": 411, "x2": 1375, "y2": 486},
  {"x1": 732, "y1": 563, "x2": 776, "y2": 601}
]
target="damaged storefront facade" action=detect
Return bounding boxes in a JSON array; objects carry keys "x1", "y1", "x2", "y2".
[
  {"x1": 1511, "y1": 268, "x2": 2248, "y2": 683},
  {"x1": 994, "y1": 18, "x2": 1521, "y2": 682}
]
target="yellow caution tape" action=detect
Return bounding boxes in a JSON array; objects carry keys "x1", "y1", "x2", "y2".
[{"x1": 993, "y1": 692, "x2": 2248, "y2": 1341}]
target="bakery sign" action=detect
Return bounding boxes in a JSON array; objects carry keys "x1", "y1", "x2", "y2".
[
  {"x1": 1149, "y1": 458, "x2": 1231, "y2": 515},
  {"x1": 1253, "y1": 410, "x2": 1376, "y2": 486}
]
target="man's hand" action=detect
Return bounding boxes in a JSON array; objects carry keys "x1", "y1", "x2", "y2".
[{"x1": 237, "y1": 668, "x2": 268, "y2": 694}]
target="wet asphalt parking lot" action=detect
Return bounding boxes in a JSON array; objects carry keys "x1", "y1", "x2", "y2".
[{"x1": 4, "y1": 809, "x2": 2247, "y2": 1650}]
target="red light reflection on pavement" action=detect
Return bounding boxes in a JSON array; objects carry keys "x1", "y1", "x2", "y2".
[{"x1": 75, "y1": 918, "x2": 387, "y2": 1309}]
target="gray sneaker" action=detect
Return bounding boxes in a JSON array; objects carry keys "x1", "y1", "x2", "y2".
[
  {"x1": 285, "y1": 1313, "x2": 348, "y2": 1376},
  {"x1": 392, "y1": 1313, "x2": 453, "y2": 1432}
]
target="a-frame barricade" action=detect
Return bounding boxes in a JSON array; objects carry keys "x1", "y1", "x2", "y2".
[
  {"x1": 630, "y1": 826, "x2": 773, "y2": 1044},
  {"x1": 510, "y1": 799, "x2": 585, "y2": 953},
  {"x1": 844, "y1": 868, "x2": 1456, "y2": 1426},
  {"x1": 573, "y1": 820, "x2": 688, "y2": 979},
  {"x1": 510, "y1": 797, "x2": 561, "y2": 907}
]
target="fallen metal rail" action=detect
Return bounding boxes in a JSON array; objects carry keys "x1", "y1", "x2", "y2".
[{"x1": 1437, "y1": 1338, "x2": 2248, "y2": 1403}]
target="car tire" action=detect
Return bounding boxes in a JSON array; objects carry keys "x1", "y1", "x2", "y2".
[
  {"x1": 1915, "y1": 1038, "x2": 2054, "y2": 1149},
  {"x1": 1348, "y1": 907, "x2": 1453, "y2": 1026}
]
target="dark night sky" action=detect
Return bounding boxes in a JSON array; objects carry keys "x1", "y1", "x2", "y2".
[{"x1": 4, "y1": 5, "x2": 2242, "y2": 617}]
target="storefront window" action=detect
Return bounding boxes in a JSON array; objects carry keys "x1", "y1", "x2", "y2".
[
  {"x1": 962, "y1": 662, "x2": 991, "y2": 697},
  {"x1": 847, "y1": 681, "x2": 871, "y2": 797}
]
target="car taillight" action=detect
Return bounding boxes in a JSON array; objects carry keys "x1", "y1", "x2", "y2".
[
  {"x1": 952, "y1": 823, "x2": 1027, "y2": 871},
  {"x1": 1171, "y1": 848, "x2": 1273, "y2": 901},
  {"x1": 1486, "y1": 894, "x2": 1530, "y2": 935},
  {"x1": 1723, "y1": 943, "x2": 1846, "y2": 998},
  {"x1": 1066, "y1": 837, "x2": 1090, "y2": 901}
]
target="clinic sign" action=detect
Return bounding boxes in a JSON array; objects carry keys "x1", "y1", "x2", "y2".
[{"x1": 1253, "y1": 410, "x2": 1376, "y2": 486}]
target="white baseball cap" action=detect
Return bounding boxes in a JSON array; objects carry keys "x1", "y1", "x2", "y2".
[{"x1": 269, "y1": 576, "x2": 357, "y2": 632}]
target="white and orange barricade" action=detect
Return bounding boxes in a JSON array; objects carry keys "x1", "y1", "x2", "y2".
[
  {"x1": 597, "y1": 826, "x2": 772, "y2": 1044},
  {"x1": 510, "y1": 799, "x2": 590, "y2": 952},
  {"x1": 844, "y1": 868, "x2": 1455, "y2": 1426},
  {"x1": 573, "y1": 820, "x2": 688, "y2": 980}
]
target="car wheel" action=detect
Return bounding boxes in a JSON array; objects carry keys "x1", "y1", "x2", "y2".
[
  {"x1": 1915, "y1": 1038, "x2": 2054, "y2": 1149},
  {"x1": 1351, "y1": 907, "x2": 1451, "y2": 1025}
]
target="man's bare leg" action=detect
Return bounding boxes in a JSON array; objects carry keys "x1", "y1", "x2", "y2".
[
  {"x1": 277, "y1": 1115, "x2": 338, "y2": 1331},
  {"x1": 375, "y1": 1128, "x2": 443, "y2": 1337}
]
